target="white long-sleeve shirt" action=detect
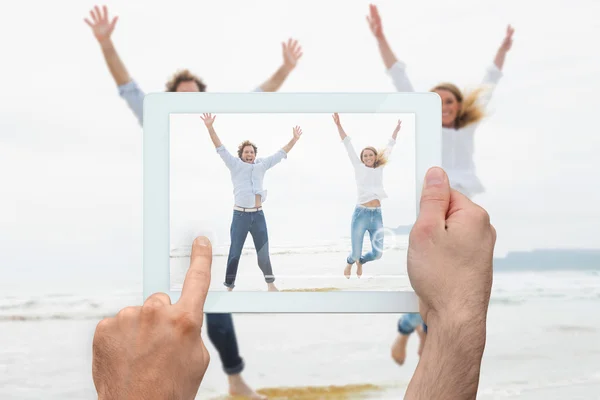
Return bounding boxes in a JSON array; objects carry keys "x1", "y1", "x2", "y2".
[
  {"x1": 387, "y1": 61, "x2": 503, "y2": 197},
  {"x1": 342, "y1": 136, "x2": 396, "y2": 204}
]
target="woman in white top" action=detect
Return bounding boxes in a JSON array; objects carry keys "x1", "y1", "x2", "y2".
[
  {"x1": 367, "y1": 4, "x2": 514, "y2": 198},
  {"x1": 332, "y1": 113, "x2": 402, "y2": 278},
  {"x1": 365, "y1": 4, "x2": 514, "y2": 366}
]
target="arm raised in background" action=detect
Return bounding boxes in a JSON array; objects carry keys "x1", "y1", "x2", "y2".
[
  {"x1": 85, "y1": 5, "x2": 145, "y2": 125},
  {"x1": 493, "y1": 25, "x2": 515, "y2": 71},
  {"x1": 478, "y1": 25, "x2": 515, "y2": 108},
  {"x1": 258, "y1": 39, "x2": 303, "y2": 92},
  {"x1": 333, "y1": 113, "x2": 361, "y2": 167},
  {"x1": 367, "y1": 4, "x2": 415, "y2": 92},
  {"x1": 85, "y1": 5, "x2": 131, "y2": 87}
]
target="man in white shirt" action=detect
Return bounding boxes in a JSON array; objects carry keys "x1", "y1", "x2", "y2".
[{"x1": 200, "y1": 114, "x2": 302, "y2": 291}]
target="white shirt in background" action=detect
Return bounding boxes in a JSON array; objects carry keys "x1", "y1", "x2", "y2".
[{"x1": 387, "y1": 61, "x2": 503, "y2": 197}]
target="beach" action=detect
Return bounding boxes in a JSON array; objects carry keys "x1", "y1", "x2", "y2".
[
  {"x1": 2, "y1": 270, "x2": 600, "y2": 399},
  {"x1": 170, "y1": 243, "x2": 412, "y2": 292}
]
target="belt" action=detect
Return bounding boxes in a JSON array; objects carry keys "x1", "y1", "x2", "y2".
[{"x1": 233, "y1": 206, "x2": 263, "y2": 212}]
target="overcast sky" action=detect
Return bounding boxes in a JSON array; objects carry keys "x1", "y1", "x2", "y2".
[{"x1": 1, "y1": 0, "x2": 599, "y2": 292}]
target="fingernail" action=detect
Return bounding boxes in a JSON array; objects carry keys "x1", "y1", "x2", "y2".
[
  {"x1": 425, "y1": 167, "x2": 444, "y2": 187},
  {"x1": 193, "y1": 236, "x2": 210, "y2": 246}
]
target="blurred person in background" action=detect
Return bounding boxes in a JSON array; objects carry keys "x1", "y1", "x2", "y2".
[
  {"x1": 85, "y1": 5, "x2": 303, "y2": 398},
  {"x1": 365, "y1": 3, "x2": 513, "y2": 366}
]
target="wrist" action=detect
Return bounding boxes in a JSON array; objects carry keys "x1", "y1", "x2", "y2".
[{"x1": 98, "y1": 38, "x2": 114, "y2": 50}]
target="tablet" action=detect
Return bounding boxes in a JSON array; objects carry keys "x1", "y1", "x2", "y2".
[{"x1": 143, "y1": 93, "x2": 441, "y2": 313}]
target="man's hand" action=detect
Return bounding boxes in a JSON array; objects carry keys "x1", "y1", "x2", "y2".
[
  {"x1": 282, "y1": 38, "x2": 303, "y2": 72},
  {"x1": 201, "y1": 113, "x2": 216, "y2": 128},
  {"x1": 366, "y1": 4, "x2": 384, "y2": 39},
  {"x1": 292, "y1": 125, "x2": 303, "y2": 141},
  {"x1": 92, "y1": 237, "x2": 213, "y2": 400},
  {"x1": 408, "y1": 167, "x2": 496, "y2": 326},
  {"x1": 84, "y1": 5, "x2": 118, "y2": 45},
  {"x1": 499, "y1": 24, "x2": 515, "y2": 53}
]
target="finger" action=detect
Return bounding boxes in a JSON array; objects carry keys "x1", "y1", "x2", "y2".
[
  {"x1": 110, "y1": 16, "x2": 118, "y2": 31},
  {"x1": 143, "y1": 292, "x2": 172, "y2": 308},
  {"x1": 415, "y1": 167, "x2": 451, "y2": 234},
  {"x1": 102, "y1": 5, "x2": 108, "y2": 22},
  {"x1": 93, "y1": 5, "x2": 101, "y2": 22},
  {"x1": 178, "y1": 236, "x2": 212, "y2": 321},
  {"x1": 90, "y1": 9, "x2": 98, "y2": 23},
  {"x1": 84, "y1": 18, "x2": 94, "y2": 28}
]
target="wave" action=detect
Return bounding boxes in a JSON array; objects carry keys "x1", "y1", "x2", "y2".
[{"x1": 2, "y1": 271, "x2": 600, "y2": 322}]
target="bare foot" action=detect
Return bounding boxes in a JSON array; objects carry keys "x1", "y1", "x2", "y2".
[
  {"x1": 356, "y1": 260, "x2": 363, "y2": 278},
  {"x1": 228, "y1": 374, "x2": 267, "y2": 399},
  {"x1": 344, "y1": 263, "x2": 353, "y2": 278},
  {"x1": 227, "y1": 287, "x2": 234, "y2": 292},
  {"x1": 267, "y1": 283, "x2": 279, "y2": 292},
  {"x1": 416, "y1": 325, "x2": 427, "y2": 357},
  {"x1": 391, "y1": 333, "x2": 410, "y2": 365}
]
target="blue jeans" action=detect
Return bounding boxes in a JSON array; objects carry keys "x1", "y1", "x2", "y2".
[
  {"x1": 347, "y1": 206, "x2": 384, "y2": 264},
  {"x1": 397, "y1": 313, "x2": 428, "y2": 335},
  {"x1": 206, "y1": 313, "x2": 244, "y2": 374},
  {"x1": 224, "y1": 210, "x2": 274, "y2": 288}
]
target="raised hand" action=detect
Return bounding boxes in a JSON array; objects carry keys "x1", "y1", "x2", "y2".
[
  {"x1": 292, "y1": 125, "x2": 303, "y2": 140},
  {"x1": 332, "y1": 113, "x2": 342, "y2": 126},
  {"x1": 392, "y1": 119, "x2": 402, "y2": 139},
  {"x1": 282, "y1": 38, "x2": 303, "y2": 71},
  {"x1": 201, "y1": 113, "x2": 216, "y2": 127},
  {"x1": 500, "y1": 25, "x2": 515, "y2": 52},
  {"x1": 366, "y1": 4, "x2": 384, "y2": 39},
  {"x1": 84, "y1": 5, "x2": 118, "y2": 44}
]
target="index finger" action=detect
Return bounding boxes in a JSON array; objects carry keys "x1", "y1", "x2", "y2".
[{"x1": 177, "y1": 236, "x2": 212, "y2": 319}]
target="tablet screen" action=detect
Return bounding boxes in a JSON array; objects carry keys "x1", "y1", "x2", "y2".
[{"x1": 169, "y1": 112, "x2": 416, "y2": 292}]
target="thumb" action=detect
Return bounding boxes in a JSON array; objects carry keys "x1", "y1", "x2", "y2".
[{"x1": 415, "y1": 167, "x2": 451, "y2": 234}]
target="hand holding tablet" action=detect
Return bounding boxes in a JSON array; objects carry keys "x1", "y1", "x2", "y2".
[{"x1": 94, "y1": 165, "x2": 496, "y2": 399}]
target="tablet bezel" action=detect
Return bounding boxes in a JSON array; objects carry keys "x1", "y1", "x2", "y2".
[{"x1": 143, "y1": 92, "x2": 441, "y2": 313}]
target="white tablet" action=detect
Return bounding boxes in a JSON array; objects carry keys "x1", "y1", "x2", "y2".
[{"x1": 143, "y1": 93, "x2": 441, "y2": 313}]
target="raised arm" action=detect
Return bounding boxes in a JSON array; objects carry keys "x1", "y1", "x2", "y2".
[
  {"x1": 260, "y1": 126, "x2": 302, "y2": 170},
  {"x1": 333, "y1": 114, "x2": 361, "y2": 167},
  {"x1": 367, "y1": 5, "x2": 415, "y2": 92},
  {"x1": 383, "y1": 119, "x2": 401, "y2": 158},
  {"x1": 200, "y1": 114, "x2": 237, "y2": 170},
  {"x1": 84, "y1": 6, "x2": 131, "y2": 86},
  {"x1": 282, "y1": 126, "x2": 302, "y2": 154},
  {"x1": 478, "y1": 25, "x2": 514, "y2": 109},
  {"x1": 493, "y1": 25, "x2": 514, "y2": 71},
  {"x1": 200, "y1": 113, "x2": 223, "y2": 148},
  {"x1": 258, "y1": 39, "x2": 303, "y2": 92}
]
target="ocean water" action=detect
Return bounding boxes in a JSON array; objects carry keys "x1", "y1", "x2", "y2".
[{"x1": 2, "y1": 265, "x2": 600, "y2": 399}]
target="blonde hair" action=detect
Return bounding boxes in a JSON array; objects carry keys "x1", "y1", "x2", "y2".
[
  {"x1": 431, "y1": 83, "x2": 487, "y2": 129},
  {"x1": 360, "y1": 146, "x2": 388, "y2": 168}
]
